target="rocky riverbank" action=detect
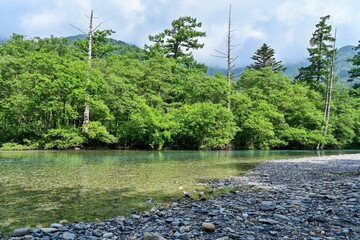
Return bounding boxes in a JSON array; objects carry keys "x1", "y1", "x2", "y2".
[{"x1": 3, "y1": 154, "x2": 360, "y2": 240}]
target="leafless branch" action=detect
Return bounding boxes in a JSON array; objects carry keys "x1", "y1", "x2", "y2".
[{"x1": 68, "y1": 23, "x2": 87, "y2": 34}]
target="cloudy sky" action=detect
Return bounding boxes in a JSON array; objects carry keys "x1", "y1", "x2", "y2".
[{"x1": 0, "y1": 0, "x2": 359, "y2": 67}]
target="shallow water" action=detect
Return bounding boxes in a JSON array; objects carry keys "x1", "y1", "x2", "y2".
[{"x1": 0, "y1": 149, "x2": 359, "y2": 234}]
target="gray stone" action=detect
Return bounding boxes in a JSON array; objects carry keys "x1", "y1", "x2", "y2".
[
  {"x1": 40, "y1": 227, "x2": 58, "y2": 233},
  {"x1": 165, "y1": 217, "x2": 174, "y2": 223},
  {"x1": 103, "y1": 232, "x2": 114, "y2": 238},
  {"x1": 50, "y1": 223, "x2": 63, "y2": 228},
  {"x1": 260, "y1": 201, "x2": 276, "y2": 211},
  {"x1": 131, "y1": 214, "x2": 140, "y2": 219},
  {"x1": 216, "y1": 237, "x2": 230, "y2": 240},
  {"x1": 92, "y1": 228, "x2": 103, "y2": 237},
  {"x1": 179, "y1": 233, "x2": 191, "y2": 240},
  {"x1": 74, "y1": 223, "x2": 86, "y2": 230},
  {"x1": 313, "y1": 215, "x2": 326, "y2": 222},
  {"x1": 144, "y1": 232, "x2": 167, "y2": 240},
  {"x1": 225, "y1": 227, "x2": 235, "y2": 233},
  {"x1": 62, "y1": 232, "x2": 76, "y2": 240},
  {"x1": 179, "y1": 226, "x2": 191, "y2": 233},
  {"x1": 173, "y1": 231, "x2": 181, "y2": 238},
  {"x1": 12, "y1": 227, "x2": 30, "y2": 237},
  {"x1": 273, "y1": 214, "x2": 291, "y2": 222}
]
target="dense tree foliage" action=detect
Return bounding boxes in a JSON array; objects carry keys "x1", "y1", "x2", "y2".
[
  {"x1": 233, "y1": 68, "x2": 325, "y2": 149},
  {"x1": 0, "y1": 16, "x2": 359, "y2": 150}
]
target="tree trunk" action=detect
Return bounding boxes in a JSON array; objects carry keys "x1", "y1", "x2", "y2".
[
  {"x1": 225, "y1": 5, "x2": 238, "y2": 111},
  {"x1": 318, "y1": 29, "x2": 336, "y2": 150},
  {"x1": 83, "y1": 10, "x2": 93, "y2": 126},
  {"x1": 211, "y1": 5, "x2": 237, "y2": 111}
]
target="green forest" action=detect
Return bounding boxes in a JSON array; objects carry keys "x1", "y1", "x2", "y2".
[{"x1": 1, "y1": 15, "x2": 360, "y2": 150}]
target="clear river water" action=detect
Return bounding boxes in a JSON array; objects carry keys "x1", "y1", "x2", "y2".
[{"x1": 0, "y1": 149, "x2": 359, "y2": 235}]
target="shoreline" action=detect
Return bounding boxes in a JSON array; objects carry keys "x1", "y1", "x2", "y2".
[{"x1": 4, "y1": 153, "x2": 360, "y2": 239}]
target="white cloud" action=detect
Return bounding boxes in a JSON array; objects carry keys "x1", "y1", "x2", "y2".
[{"x1": 2, "y1": 0, "x2": 360, "y2": 67}]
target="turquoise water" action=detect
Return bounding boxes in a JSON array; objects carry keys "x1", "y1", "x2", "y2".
[{"x1": 0, "y1": 150, "x2": 359, "y2": 235}]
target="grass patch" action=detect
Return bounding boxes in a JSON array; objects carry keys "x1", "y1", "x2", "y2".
[{"x1": 190, "y1": 186, "x2": 253, "y2": 201}]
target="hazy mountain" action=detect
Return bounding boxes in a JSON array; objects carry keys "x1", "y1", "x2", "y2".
[
  {"x1": 284, "y1": 45, "x2": 357, "y2": 84},
  {"x1": 208, "y1": 45, "x2": 359, "y2": 87}
]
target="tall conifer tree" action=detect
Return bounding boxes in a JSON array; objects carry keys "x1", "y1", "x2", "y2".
[
  {"x1": 248, "y1": 43, "x2": 285, "y2": 72},
  {"x1": 296, "y1": 15, "x2": 335, "y2": 92}
]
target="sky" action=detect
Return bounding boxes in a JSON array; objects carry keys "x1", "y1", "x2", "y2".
[{"x1": 0, "y1": 0, "x2": 359, "y2": 67}]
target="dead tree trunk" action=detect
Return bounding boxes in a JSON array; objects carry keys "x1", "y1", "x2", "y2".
[
  {"x1": 225, "y1": 5, "x2": 238, "y2": 111},
  {"x1": 318, "y1": 28, "x2": 337, "y2": 150},
  {"x1": 83, "y1": 10, "x2": 93, "y2": 126},
  {"x1": 212, "y1": 5, "x2": 238, "y2": 111}
]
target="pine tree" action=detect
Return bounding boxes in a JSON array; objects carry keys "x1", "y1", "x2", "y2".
[
  {"x1": 296, "y1": 15, "x2": 335, "y2": 92},
  {"x1": 145, "y1": 16, "x2": 206, "y2": 69},
  {"x1": 248, "y1": 43, "x2": 285, "y2": 72}
]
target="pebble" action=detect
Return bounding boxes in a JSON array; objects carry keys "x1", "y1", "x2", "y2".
[
  {"x1": 3, "y1": 154, "x2": 360, "y2": 240},
  {"x1": 201, "y1": 222, "x2": 216, "y2": 232}
]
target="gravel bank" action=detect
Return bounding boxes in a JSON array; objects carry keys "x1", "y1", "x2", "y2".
[{"x1": 4, "y1": 153, "x2": 360, "y2": 240}]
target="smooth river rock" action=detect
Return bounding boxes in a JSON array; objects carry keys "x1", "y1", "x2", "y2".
[
  {"x1": 12, "y1": 227, "x2": 30, "y2": 237},
  {"x1": 201, "y1": 222, "x2": 216, "y2": 232}
]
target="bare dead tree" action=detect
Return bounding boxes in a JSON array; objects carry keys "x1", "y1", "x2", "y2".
[
  {"x1": 69, "y1": 10, "x2": 104, "y2": 129},
  {"x1": 82, "y1": 10, "x2": 94, "y2": 126},
  {"x1": 212, "y1": 5, "x2": 239, "y2": 111},
  {"x1": 318, "y1": 28, "x2": 337, "y2": 150}
]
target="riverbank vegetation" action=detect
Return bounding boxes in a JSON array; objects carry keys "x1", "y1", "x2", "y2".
[{"x1": 0, "y1": 15, "x2": 360, "y2": 150}]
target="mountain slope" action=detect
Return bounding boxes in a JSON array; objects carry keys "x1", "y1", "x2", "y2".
[{"x1": 67, "y1": 34, "x2": 141, "y2": 55}]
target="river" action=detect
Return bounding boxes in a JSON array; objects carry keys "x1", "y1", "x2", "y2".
[{"x1": 0, "y1": 149, "x2": 359, "y2": 235}]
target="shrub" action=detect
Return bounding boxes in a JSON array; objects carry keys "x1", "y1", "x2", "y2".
[{"x1": 43, "y1": 128, "x2": 84, "y2": 149}]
